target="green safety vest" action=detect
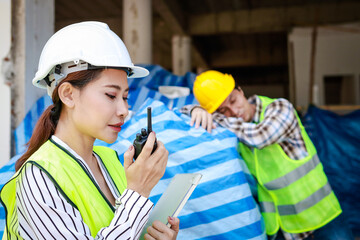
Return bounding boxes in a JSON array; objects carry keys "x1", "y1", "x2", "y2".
[
  {"x1": 0, "y1": 139, "x2": 127, "y2": 239},
  {"x1": 239, "y1": 96, "x2": 341, "y2": 235}
]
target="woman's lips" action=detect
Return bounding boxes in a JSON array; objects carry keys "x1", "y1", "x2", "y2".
[{"x1": 109, "y1": 122, "x2": 123, "y2": 132}]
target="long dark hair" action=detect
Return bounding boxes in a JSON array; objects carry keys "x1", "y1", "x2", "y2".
[{"x1": 15, "y1": 69, "x2": 103, "y2": 171}]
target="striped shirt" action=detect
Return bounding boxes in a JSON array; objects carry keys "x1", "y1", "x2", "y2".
[
  {"x1": 181, "y1": 95, "x2": 313, "y2": 239},
  {"x1": 14, "y1": 135, "x2": 153, "y2": 240}
]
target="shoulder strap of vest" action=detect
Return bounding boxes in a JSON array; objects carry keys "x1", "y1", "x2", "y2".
[
  {"x1": 252, "y1": 96, "x2": 316, "y2": 156},
  {"x1": 257, "y1": 95, "x2": 275, "y2": 121},
  {"x1": 93, "y1": 146, "x2": 127, "y2": 194}
]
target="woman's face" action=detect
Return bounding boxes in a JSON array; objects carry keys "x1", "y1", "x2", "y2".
[
  {"x1": 72, "y1": 69, "x2": 129, "y2": 143},
  {"x1": 216, "y1": 87, "x2": 253, "y2": 122}
]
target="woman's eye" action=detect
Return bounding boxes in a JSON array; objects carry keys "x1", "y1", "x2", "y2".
[
  {"x1": 106, "y1": 93, "x2": 116, "y2": 99},
  {"x1": 123, "y1": 97, "x2": 129, "y2": 101}
]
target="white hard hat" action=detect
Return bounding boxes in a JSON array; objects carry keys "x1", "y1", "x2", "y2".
[{"x1": 33, "y1": 21, "x2": 149, "y2": 96}]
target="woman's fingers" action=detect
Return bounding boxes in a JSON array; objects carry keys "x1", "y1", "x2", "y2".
[
  {"x1": 143, "y1": 233, "x2": 155, "y2": 240},
  {"x1": 123, "y1": 144, "x2": 135, "y2": 169},
  {"x1": 136, "y1": 132, "x2": 156, "y2": 163},
  {"x1": 168, "y1": 216, "x2": 180, "y2": 233},
  {"x1": 125, "y1": 132, "x2": 168, "y2": 198},
  {"x1": 148, "y1": 140, "x2": 168, "y2": 177},
  {"x1": 146, "y1": 220, "x2": 178, "y2": 240}
]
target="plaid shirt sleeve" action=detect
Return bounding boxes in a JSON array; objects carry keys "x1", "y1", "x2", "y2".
[
  {"x1": 179, "y1": 104, "x2": 195, "y2": 116},
  {"x1": 212, "y1": 98, "x2": 298, "y2": 149}
]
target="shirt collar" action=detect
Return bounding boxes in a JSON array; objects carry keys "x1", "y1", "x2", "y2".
[{"x1": 51, "y1": 135, "x2": 87, "y2": 162}]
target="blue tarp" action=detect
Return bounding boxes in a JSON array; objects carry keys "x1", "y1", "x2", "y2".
[{"x1": 302, "y1": 105, "x2": 360, "y2": 237}]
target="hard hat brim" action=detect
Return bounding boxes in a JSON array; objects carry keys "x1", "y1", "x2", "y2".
[
  {"x1": 128, "y1": 65, "x2": 149, "y2": 78},
  {"x1": 32, "y1": 64, "x2": 150, "y2": 90}
]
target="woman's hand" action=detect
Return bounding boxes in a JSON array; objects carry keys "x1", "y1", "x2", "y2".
[
  {"x1": 123, "y1": 132, "x2": 168, "y2": 198},
  {"x1": 144, "y1": 217, "x2": 180, "y2": 240},
  {"x1": 190, "y1": 107, "x2": 216, "y2": 133}
]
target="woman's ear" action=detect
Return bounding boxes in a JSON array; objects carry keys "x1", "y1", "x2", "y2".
[{"x1": 58, "y1": 82, "x2": 76, "y2": 108}]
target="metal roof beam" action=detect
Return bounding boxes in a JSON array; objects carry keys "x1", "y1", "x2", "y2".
[{"x1": 189, "y1": 2, "x2": 360, "y2": 35}]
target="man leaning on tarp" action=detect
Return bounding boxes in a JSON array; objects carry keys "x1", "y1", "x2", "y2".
[{"x1": 180, "y1": 70, "x2": 354, "y2": 240}]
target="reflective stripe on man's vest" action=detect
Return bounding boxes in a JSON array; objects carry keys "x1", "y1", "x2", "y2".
[
  {"x1": 239, "y1": 96, "x2": 342, "y2": 235},
  {"x1": 0, "y1": 139, "x2": 127, "y2": 239}
]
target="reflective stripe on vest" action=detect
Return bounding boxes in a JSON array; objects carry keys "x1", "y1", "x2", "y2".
[
  {"x1": 0, "y1": 140, "x2": 127, "y2": 239},
  {"x1": 264, "y1": 154, "x2": 320, "y2": 190},
  {"x1": 239, "y1": 96, "x2": 342, "y2": 235},
  {"x1": 260, "y1": 181, "x2": 332, "y2": 215}
]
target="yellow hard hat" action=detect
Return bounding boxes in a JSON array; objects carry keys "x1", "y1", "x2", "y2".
[{"x1": 193, "y1": 70, "x2": 235, "y2": 113}]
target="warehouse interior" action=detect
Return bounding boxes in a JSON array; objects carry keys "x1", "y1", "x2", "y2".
[{"x1": 54, "y1": 0, "x2": 360, "y2": 105}]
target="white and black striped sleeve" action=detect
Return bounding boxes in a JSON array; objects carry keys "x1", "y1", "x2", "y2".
[
  {"x1": 16, "y1": 164, "x2": 154, "y2": 240},
  {"x1": 96, "y1": 189, "x2": 154, "y2": 240}
]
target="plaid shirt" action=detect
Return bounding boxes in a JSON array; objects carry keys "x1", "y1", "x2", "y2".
[{"x1": 180, "y1": 95, "x2": 314, "y2": 239}]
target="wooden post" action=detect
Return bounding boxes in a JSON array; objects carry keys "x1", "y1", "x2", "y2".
[
  {"x1": 309, "y1": 26, "x2": 318, "y2": 104},
  {"x1": 11, "y1": 0, "x2": 54, "y2": 156},
  {"x1": 172, "y1": 35, "x2": 191, "y2": 76},
  {"x1": 123, "y1": 0, "x2": 152, "y2": 64},
  {"x1": 0, "y1": 0, "x2": 11, "y2": 166}
]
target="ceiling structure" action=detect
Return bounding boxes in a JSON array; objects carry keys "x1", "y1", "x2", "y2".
[{"x1": 55, "y1": 0, "x2": 360, "y2": 97}]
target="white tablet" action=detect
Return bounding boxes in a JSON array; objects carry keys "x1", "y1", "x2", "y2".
[{"x1": 140, "y1": 173, "x2": 202, "y2": 239}]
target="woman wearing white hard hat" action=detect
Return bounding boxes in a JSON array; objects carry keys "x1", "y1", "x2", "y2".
[{"x1": 0, "y1": 22, "x2": 179, "y2": 240}]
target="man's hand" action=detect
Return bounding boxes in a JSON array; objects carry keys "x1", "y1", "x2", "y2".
[{"x1": 190, "y1": 107, "x2": 216, "y2": 133}]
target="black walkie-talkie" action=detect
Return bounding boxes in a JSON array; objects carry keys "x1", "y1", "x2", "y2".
[{"x1": 133, "y1": 107, "x2": 158, "y2": 160}]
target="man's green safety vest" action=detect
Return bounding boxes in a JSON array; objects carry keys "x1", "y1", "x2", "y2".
[
  {"x1": 0, "y1": 139, "x2": 127, "y2": 239},
  {"x1": 239, "y1": 96, "x2": 342, "y2": 235}
]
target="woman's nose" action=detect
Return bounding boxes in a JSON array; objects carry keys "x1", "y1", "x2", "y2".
[{"x1": 117, "y1": 100, "x2": 129, "y2": 117}]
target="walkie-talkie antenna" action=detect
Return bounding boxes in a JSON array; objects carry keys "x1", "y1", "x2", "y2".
[{"x1": 147, "y1": 107, "x2": 152, "y2": 133}]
